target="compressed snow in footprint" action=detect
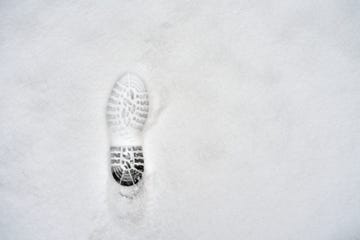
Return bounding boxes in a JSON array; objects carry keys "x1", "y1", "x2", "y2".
[{"x1": 107, "y1": 73, "x2": 149, "y2": 198}]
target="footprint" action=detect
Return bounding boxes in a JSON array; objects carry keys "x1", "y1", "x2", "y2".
[{"x1": 107, "y1": 73, "x2": 149, "y2": 198}]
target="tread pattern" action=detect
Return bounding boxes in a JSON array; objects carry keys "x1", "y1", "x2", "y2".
[
  {"x1": 107, "y1": 74, "x2": 149, "y2": 133},
  {"x1": 107, "y1": 73, "x2": 149, "y2": 187},
  {"x1": 110, "y1": 146, "x2": 144, "y2": 186}
]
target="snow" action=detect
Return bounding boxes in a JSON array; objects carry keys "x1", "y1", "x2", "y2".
[{"x1": 1, "y1": 0, "x2": 360, "y2": 239}]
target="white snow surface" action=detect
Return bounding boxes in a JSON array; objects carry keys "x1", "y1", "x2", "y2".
[{"x1": 1, "y1": 0, "x2": 360, "y2": 239}]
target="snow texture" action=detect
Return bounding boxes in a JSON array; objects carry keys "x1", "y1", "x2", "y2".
[{"x1": 1, "y1": 0, "x2": 360, "y2": 239}]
